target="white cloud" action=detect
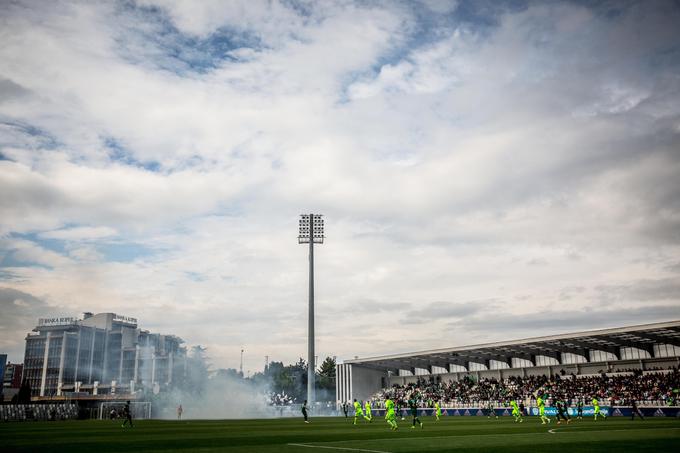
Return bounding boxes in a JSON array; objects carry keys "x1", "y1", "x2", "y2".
[
  {"x1": 39, "y1": 226, "x2": 118, "y2": 241},
  {"x1": 0, "y1": 0, "x2": 679, "y2": 369}
]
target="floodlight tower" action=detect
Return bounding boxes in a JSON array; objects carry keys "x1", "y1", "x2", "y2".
[{"x1": 298, "y1": 214, "x2": 324, "y2": 405}]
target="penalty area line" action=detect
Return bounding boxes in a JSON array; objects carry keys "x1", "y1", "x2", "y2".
[{"x1": 287, "y1": 443, "x2": 392, "y2": 453}]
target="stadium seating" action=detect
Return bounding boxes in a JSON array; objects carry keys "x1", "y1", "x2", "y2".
[{"x1": 370, "y1": 369, "x2": 680, "y2": 408}]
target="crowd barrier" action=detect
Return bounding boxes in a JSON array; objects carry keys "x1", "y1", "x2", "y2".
[
  {"x1": 0, "y1": 403, "x2": 79, "y2": 422},
  {"x1": 371, "y1": 406, "x2": 680, "y2": 418}
]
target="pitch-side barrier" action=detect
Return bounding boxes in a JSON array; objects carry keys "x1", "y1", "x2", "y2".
[{"x1": 372, "y1": 406, "x2": 680, "y2": 418}]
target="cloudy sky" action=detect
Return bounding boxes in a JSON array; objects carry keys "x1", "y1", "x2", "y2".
[{"x1": 1, "y1": 0, "x2": 679, "y2": 372}]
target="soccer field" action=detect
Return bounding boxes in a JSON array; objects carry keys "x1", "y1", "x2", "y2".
[{"x1": 2, "y1": 416, "x2": 679, "y2": 452}]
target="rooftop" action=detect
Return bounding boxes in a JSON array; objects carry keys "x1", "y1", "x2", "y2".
[{"x1": 345, "y1": 320, "x2": 680, "y2": 371}]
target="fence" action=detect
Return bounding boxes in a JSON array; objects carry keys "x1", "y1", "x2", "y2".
[{"x1": 0, "y1": 403, "x2": 79, "y2": 422}]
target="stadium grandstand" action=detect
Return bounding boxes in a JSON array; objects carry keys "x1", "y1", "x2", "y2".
[{"x1": 336, "y1": 320, "x2": 680, "y2": 407}]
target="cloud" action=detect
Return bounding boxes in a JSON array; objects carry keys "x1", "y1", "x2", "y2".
[
  {"x1": 0, "y1": 0, "x2": 679, "y2": 370},
  {"x1": 39, "y1": 226, "x2": 118, "y2": 241},
  {"x1": 0, "y1": 287, "x2": 67, "y2": 362},
  {"x1": 450, "y1": 304, "x2": 680, "y2": 337},
  {"x1": 595, "y1": 278, "x2": 680, "y2": 303}
]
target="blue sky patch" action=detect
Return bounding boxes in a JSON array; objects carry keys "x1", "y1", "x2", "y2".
[
  {"x1": 104, "y1": 136, "x2": 161, "y2": 172},
  {"x1": 114, "y1": 2, "x2": 265, "y2": 75}
]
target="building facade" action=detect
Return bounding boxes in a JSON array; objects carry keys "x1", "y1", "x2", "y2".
[
  {"x1": 23, "y1": 312, "x2": 187, "y2": 397},
  {"x1": 3, "y1": 362, "x2": 23, "y2": 389}
]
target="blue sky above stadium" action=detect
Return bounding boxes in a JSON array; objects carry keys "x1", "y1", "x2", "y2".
[{"x1": 1, "y1": 0, "x2": 679, "y2": 371}]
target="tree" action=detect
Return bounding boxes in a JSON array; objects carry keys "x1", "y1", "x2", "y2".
[
  {"x1": 17, "y1": 379, "x2": 32, "y2": 404},
  {"x1": 316, "y1": 356, "x2": 336, "y2": 402},
  {"x1": 317, "y1": 356, "x2": 336, "y2": 389}
]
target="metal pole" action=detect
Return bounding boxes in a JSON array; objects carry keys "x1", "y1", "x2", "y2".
[{"x1": 308, "y1": 214, "x2": 315, "y2": 405}]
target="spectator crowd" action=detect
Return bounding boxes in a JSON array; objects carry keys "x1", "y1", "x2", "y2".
[{"x1": 371, "y1": 369, "x2": 680, "y2": 408}]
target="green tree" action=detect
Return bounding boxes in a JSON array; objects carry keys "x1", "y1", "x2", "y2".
[{"x1": 317, "y1": 356, "x2": 336, "y2": 389}]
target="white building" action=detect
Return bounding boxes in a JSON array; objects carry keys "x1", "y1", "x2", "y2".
[{"x1": 23, "y1": 312, "x2": 186, "y2": 398}]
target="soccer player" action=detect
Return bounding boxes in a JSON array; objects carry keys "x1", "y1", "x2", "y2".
[
  {"x1": 518, "y1": 401, "x2": 525, "y2": 419},
  {"x1": 353, "y1": 399, "x2": 364, "y2": 425},
  {"x1": 555, "y1": 398, "x2": 570, "y2": 424},
  {"x1": 592, "y1": 397, "x2": 606, "y2": 421},
  {"x1": 434, "y1": 401, "x2": 441, "y2": 421},
  {"x1": 385, "y1": 397, "x2": 398, "y2": 430},
  {"x1": 486, "y1": 401, "x2": 497, "y2": 419},
  {"x1": 510, "y1": 399, "x2": 523, "y2": 423},
  {"x1": 177, "y1": 404, "x2": 183, "y2": 420},
  {"x1": 536, "y1": 395, "x2": 550, "y2": 425},
  {"x1": 342, "y1": 401, "x2": 349, "y2": 418},
  {"x1": 631, "y1": 398, "x2": 644, "y2": 421},
  {"x1": 302, "y1": 400, "x2": 310, "y2": 423},
  {"x1": 121, "y1": 401, "x2": 134, "y2": 428},
  {"x1": 408, "y1": 397, "x2": 423, "y2": 429},
  {"x1": 364, "y1": 401, "x2": 373, "y2": 422},
  {"x1": 576, "y1": 400, "x2": 583, "y2": 420}
]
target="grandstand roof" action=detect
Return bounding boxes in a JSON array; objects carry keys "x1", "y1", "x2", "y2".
[{"x1": 345, "y1": 320, "x2": 680, "y2": 372}]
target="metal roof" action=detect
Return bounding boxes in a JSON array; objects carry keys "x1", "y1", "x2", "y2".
[{"x1": 344, "y1": 320, "x2": 680, "y2": 372}]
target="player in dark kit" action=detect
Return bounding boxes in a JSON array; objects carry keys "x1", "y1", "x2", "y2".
[
  {"x1": 576, "y1": 400, "x2": 583, "y2": 420},
  {"x1": 631, "y1": 399, "x2": 645, "y2": 420},
  {"x1": 556, "y1": 398, "x2": 570, "y2": 424},
  {"x1": 486, "y1": 401, "x2": 496, "y2": 419},
  {"x1": 408, "y1": 397, "x2": 423, "y2": 429},
  {"x1": 342, "y1": 401, "x2": 349, "y2": 418},
  {"x1": 396, "y1": 400, "x2": 404, "y2": 420},
  {"x1": 518, "y1": 402, "x2": 525, "y2": 419},
  {"x1": 121, "y1": 401, "x2": 134, "y2": 428},
  {"x1": 302, "y1": 400, "x2": 309, "y2": 423}
]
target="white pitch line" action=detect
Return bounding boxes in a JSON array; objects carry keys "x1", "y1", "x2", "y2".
[
  {"x1": 313, "y1": 426, "x2": 680, "y2": 444},
  {"x1": 287, "y1": 443, "x2": 392, "y2": 453},
  {"x1": 549, "y1": 427, "x2": 680, "y2": 435}
]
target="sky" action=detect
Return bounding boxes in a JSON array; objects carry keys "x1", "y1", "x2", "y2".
[{"x1": 1, "y1": 0, "x2": 679, "y2": 373}]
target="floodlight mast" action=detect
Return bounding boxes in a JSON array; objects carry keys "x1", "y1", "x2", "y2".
[{"x1": 298, "y1": 213, "x2": 324, "y2": 406}]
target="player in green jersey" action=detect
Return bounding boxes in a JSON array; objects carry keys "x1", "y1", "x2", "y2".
[
  {"x1": 364, "y1": 401, "x2": 372, "y2": 422},
  {"x1": 385, "y1": 398, "x2": 398, "y2": 430},
  {"x1": 510, "y1": 399, "x2": 523, "y2": 423},
  {"x1": 536, "y1": 395, "x2": 551, "y2": 425},
  {"x1": 592, "y1": 397, "x2": 607, "y2": 420},
  {"x1": 434, "y1": 401, "x2": 441, "y2": 421},
  {"x1": 408, "y1": 397, "x2": 423, "y2": 429},
  {"x1": 353, "y1": 399, "x2": 364, "y2": 425}
]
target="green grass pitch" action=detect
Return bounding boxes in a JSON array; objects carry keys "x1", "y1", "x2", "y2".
[{"x1": 2, "y1": 416, "x2": 679, "y2": 452}]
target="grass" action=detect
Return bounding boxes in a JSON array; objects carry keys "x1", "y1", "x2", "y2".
[{"x1": 2, "y1": 415, "x2": 679, "y2": 452}]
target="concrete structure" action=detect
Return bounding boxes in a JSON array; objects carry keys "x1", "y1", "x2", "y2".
[
  {"x1": 337, "y1": 320, "x2": 680, "y2": 404},
  {"x1": 23, "y1": 312, "x2": 186, "y2": 397}
]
